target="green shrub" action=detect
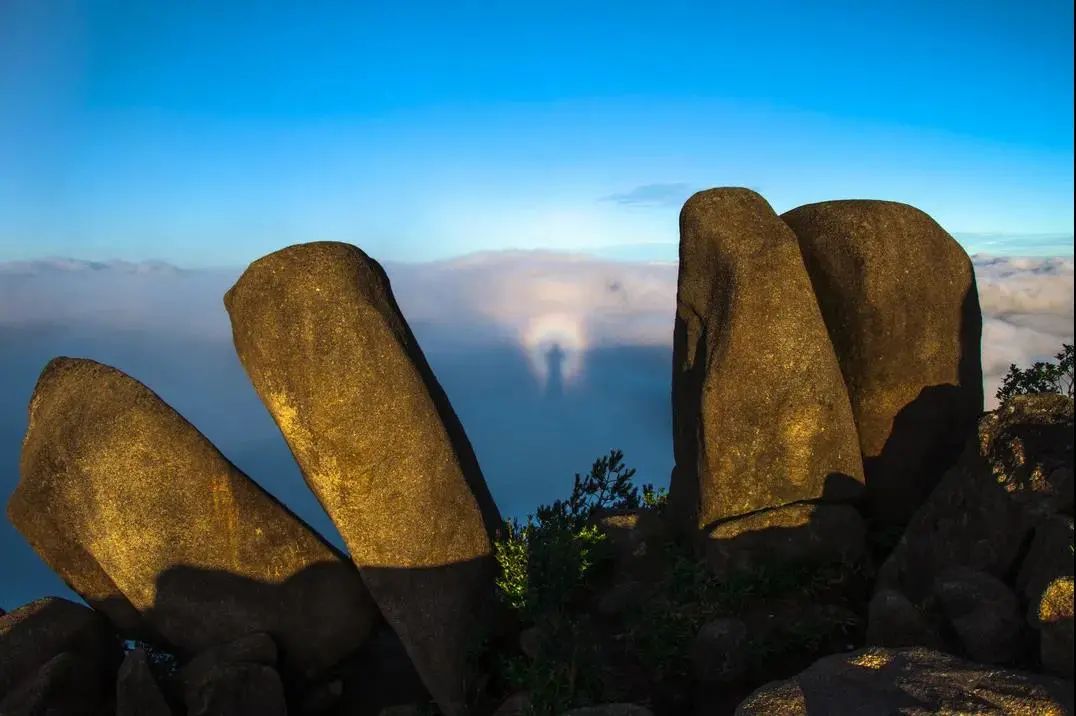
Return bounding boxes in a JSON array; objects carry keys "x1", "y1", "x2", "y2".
[{"x1": 996, "y1": 343, "x2": 1074, "y2": 402}]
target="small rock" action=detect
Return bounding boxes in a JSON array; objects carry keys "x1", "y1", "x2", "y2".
[
  {"x1": 866, "y1": 589, "x2": 940, "y2": 649},
  {"x1": 186, "y1": 662, "x2": 286, "y2": 716},
  {"x1": 703, "y1": 503, "x2": 865, "y2": 578},
  {"x1": 117, "y1": 648, "x2": 172, "y2": 716},
  {"x1": 691, "y1": 617, "x2": 749, "y2": 682},
  {"x1": 932, "y1": 568, "x2": 1023, "y2": 664}
]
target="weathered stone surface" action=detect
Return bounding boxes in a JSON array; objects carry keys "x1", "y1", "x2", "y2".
[
  {"x1": 865, "y1": 589, "x2": 940, "y2": 649},
  {"x1": 116, "y1": 648, "x2": 172, "y2": 716},
  {"x1": 186, "y1": 662, "x2": 286, "y2": 716},
  {"x1": 0, "y1": 651, "x2": 108, "y2": 716},
  {"x1": 225, "y1": 242, "x2": 502, "y2": 714},
  {"x1": 691, "y1": 617, "x2": 749, "y2": 683},
  {"x1": 7, "y1": 357, "x2": 377, "y2": 676},
  {"x1": 932, "y1": 568, "x2": 1023, "y2": 664},
  {"x1": 877, "y1": 395, "x2": 1075, "y2": 601},
  {"x1": 734, "y1": 647, "x2": 1074, "y2": 715},
  {"x1": 669, "y1": 188, "x2": 864, "y2": 534},
  {"x1": 702, "y1": 503, "x2": 865, "y2": 578},
  {"x1": 0, "y1": 596, "x2": 117, "y2": 699},
  {"x1": 1036, "y1": 577, "x2": 1074, "y2": 677},
  {"x1": 781, "y1": 200, "x2": 983, "y2": 523}
]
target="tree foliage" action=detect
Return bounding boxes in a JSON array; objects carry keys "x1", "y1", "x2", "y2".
[{"x1": 996, "y1": 343, "x2": 1074, "y2": 402}]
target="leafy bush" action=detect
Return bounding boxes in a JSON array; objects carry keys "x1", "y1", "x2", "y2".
[
  {"x1": 996, "y1": 343, "x2": 1074, "y2": 402},
  {"x1": 494, "y1": 449, "x2": 641, "y2": 619}
]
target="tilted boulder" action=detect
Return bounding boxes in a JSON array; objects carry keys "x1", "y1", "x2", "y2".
[
  {"x1": 669, "y1": 188, "x2": 864, "y2": 535},
  {"x1": 7, "y1": 358, "x2": 378, "y2": 676},
  {"x1": 224, "y1": 242, "x2": 503, "y2": 715},
  {"x1": 782, "y1": 201, "x2": 983, "y2": 523},
  {"x1": 735, "y1": 647, "x2": 1074, "y2": 715},
  {"x1": 0, "y1": 596, "x2": 118, "y2": 702}
]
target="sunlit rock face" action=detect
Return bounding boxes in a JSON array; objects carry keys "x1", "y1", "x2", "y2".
[
  {"x1": 668, "y1": 188, "x2": 864, "y2": 534},
  {"x1": 225, "y1": 242, "x2": 502, "y2": 716},
  {"x1": 782, "y1": 200, "x2": 983, "y2": 524},
  {"x1": 7, "y1": 358, "x2": 377, "y2": 676}
]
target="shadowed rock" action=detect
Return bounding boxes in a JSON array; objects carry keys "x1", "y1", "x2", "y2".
[
  {"x1": 669, "y1": 189, "x2": 864, "y2": 535},
  {"x1": 0, "y1": 596, "x2": 118, "y2": 700},
  {"x1": 782, "y1": 200, "x2": 983, "y2": 524},
  {"x1": 877, "y1": 395, "x2": 1074, "y2": 602},
  {"x1": 1017, "y1": 515, "x2": 1074, "y2": 676},
  {"x1": 702, "y1": 503, "x2": 865, "y2": 578},
  {"x1": 0, "y1": 650, "x2": 110, "y2": 716},
  {"x1": 735, "y1": 647, "x2": 1074, "y2": 715},
  {"x1": 117, "y1": 648, "x2": 173, "y2": 716},
  {"x1": 224, "y1": 241, "x2": 503, "y2": 715},
  {"x1": 7, "y1": 358, "x2": 378, "y2": 676}
]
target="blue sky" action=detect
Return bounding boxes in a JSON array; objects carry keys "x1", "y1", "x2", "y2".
[{"x1": 1, "y1": 0, "x2": 1072, "y2": 265}]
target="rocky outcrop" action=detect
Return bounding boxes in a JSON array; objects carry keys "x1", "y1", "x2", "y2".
[
  {"x1": 735, "y1": 646, "x2": 1074, "y2": 715},
  {"x1": 182, "y1": 633, "x2": 285, "y2": 716},
  {"x1": 782, "y1": 200, "x2": 983, "y2": 523},
  {"x1": 874, "y1": 394, "x2": 1074, "y2": 669},
  {"x1": 669, "y1": 188, "x2": 864, "y2": 543},
  {"x1": 0, "y1": 597, "x2": 118, "y2": 711},
  {"x1": 225, "y1": 242, "x2": 502, "y2": 715},
  {"x1": 7, "y1": 358, "x2": 378, "y2": 676}
]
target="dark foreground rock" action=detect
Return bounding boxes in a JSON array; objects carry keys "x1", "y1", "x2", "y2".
[
  {"x1": 735, "y1": 646, "x2": 1075, "y2": 715},
  {"x1": 702, "y1": 503, "x2": 865, "y2": 578},
  {"x1": 874, "y1": 395, "x2": 1074, "y2": 668},
  {"x1": 669, "y1": 188, "x2": 863, "y2": 537},
  {"x1": 782, "y1": 200, "x2": 982, "y2": 524},
  {"x1": 225, "y1": 241, "x2": 503, "y2": 715},
  {"x1": 0, "y1": 650, "x2": 111, "y2": 716},
  {"x1": 7, "y1": 357, "x2": 377, "y2": 676},
  {"x1": 0, "y1": 597, "x2": 118, "y2": 703}
]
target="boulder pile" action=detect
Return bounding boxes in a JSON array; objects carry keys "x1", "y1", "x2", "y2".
[{"x1": 3, "y1": 189, "x2": 1072, "y2": 715}]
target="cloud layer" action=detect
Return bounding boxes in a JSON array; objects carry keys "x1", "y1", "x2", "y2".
[{"x1": 0, "y1": 250, "x2": 1072, "y2": 606}]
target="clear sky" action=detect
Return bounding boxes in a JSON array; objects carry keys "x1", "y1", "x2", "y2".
[{"x1": 1, "y1": 0, "x2": 1072, "y2": 266}]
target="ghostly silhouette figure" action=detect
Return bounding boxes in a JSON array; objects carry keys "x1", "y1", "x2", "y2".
[{"x1": 545, "y1": 343, "x2": 565, "y2": 399}]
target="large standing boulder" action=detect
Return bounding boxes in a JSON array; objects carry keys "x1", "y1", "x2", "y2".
[
  {"x1": 0, "y1": 597, "x2": 118, "y2": 702},
  {"x1": 7, "y1": 358, "x2": 378, "y2": 677},
  {"x1": 735, "y1": 646, "x2": 1074, "y2": 715},
  {"x1": 781, "y1": 201, "x2": 983, "y2": 523},
  {"x1": 669, "y1": 188, "x2": 864, "y2": 535},
  {"x1": 224, "y1": 242, "x2": 503, "y2": 715}
]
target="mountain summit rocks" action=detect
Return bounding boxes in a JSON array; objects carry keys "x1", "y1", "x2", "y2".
[
  {"x1": 225, "y1": 241, "x2": 503, "y2": 716},
  {"x1": 7, "y1": 357, "x2": 377, "y2": 676},
  {"x1": 782, "y1": 200, "x2": 983, "y2": 524},
  {"x1": 669, "y1": 188, "x2": 865, "y2": 541}
]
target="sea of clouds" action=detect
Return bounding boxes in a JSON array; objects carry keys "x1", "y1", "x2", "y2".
[{"x1": 0, "y1": 251, "x2": 1072, "y2": 605}]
